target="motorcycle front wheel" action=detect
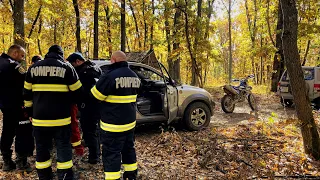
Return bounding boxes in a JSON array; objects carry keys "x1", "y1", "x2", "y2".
[
  {"x1": 248, "y1": 93, "x2": 256, "y2": 111},
  {"x1": 221, "y1": 95, "x2": 235, "y2": 113}
]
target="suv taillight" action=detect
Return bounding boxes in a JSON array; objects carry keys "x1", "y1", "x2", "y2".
[{"x1": 314, "y1": 84, "x2": 320, "y2": 91}]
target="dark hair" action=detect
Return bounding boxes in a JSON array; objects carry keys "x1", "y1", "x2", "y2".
[
  {"x1": 8, "y1": 45, "x2": 24, "y2": 54},
  {"x1": 32, "y1": 55, "x2": 42, "y2": 63},
  {"x1": 66, "y1": 52, "x2": 85, "y2": 63}
]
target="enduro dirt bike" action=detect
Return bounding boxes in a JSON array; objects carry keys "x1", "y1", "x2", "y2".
[{"x1": 221, "y1": 75, "x2": 256, "y2": 113}]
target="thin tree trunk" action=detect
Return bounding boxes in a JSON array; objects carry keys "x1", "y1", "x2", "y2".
[
  {"x1": 266, "y1": 0, "x2": 276, "y2": 47},
  {"x1": 270, "y1": 2, "x2": 285, "y2": 92},
  {"x1": 128, "y1": 0, "x2": 141, "y2": 49},
  {"x1": 73, "y1": 0, "x2": 81, "y2": 52},
  {"x1": 150, "y1": 0, "x2": 155, "y2": 49},
  {"x1": 38, "y1": 16, "x2": 42, "y2": 55},
  {"x1": 245, "y1": 0, "x2": 257, "y2": 84},
  {"x1": 164, "y1": 5, "x2": 173, "y2": 78},
  {"x1": 13, "y1": 0, "x2": 25, "y2": 47},
  {"x1": 228, "y1": 0, "x2": 233, "y2": 84},
  {"x1": 53, "y1": 20, "x2": 57, "y2": 44},
  {"x1": 93, "y1": 0, "x2": 99, "y2": 58},
  {"x1": 143, "y1": 0, "x2": 148, "y2": 49},
  {"x1": 105, "y1": 6, "x2": 112, "y2": 57},
  {"x1": 281, "y1": 0, "x2": 320, "y2": 160},
  {"x1": 120, "y1": 0, "x2": 125, "y2": 52},
  {"x1": 172, "y1": 1, "x2": 182, "y2": 83},
  {"x1": 302, "y1": 40, "x2": 311, "y2": 66},
  {"x1": 191, "y1": 0, "x2": 203, "y2": 87},
  {"x1": 28, "y1": 5, "x2": 42, "y2": 39}
]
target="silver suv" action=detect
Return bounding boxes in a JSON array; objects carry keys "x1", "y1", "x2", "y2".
[
  {"x1": 277, "y1": 66, "x2": 320, "y2": 107},
  {"x1": 91, "y1": 51, "x2": 215, "y2": 131}
]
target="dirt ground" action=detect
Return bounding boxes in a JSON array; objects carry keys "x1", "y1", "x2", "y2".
[{"x1": 0, "y1": 89, "x2": 319, "y2": 179}]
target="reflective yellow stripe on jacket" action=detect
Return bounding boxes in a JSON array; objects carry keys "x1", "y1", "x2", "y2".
[
  {"x1": 100, "y1": 121, "x2": 136, "y2": 132},
  {"x1": 32, "y1": 84, "x2": 69, "y2": 92},
  {"x1": 105, "y1": 171, "x2": 121, "y2": 180},
  {"x1": 24, "y1": 100, "x2": 33, "y2": 107},
  {"x1": 36, "y1": 159, "x2": 52, "y2": 169},
  {"x1": 123, "y1": 162, "x2": 138, "y2": 171},
  {"x1": 91, "y1": 86, "x2": 107, "y2": 101},
  {"x1": 32, "y1": 117, "x2": 71, "y2": 127},
  {"x1": 68, "y1": 80, "x2": 82, "y2": 91},
  {"x1": 24, "y1": 81, "x2": 32, "y2": 90},
  {"x1": 105, "y1": 95, "x2": 137, "y2": 103}
]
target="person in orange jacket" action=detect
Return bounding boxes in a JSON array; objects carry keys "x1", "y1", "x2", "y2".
[{"x1": 71, "y1": 104, "x2": 84, "y2": 156}]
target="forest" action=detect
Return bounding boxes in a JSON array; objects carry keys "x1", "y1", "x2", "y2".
[{"x1": 1, "y1": 0, "x2": 319, "y2": 89}]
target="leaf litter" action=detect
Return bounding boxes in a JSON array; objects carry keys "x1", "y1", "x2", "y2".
[{"x1": 0, "y1": 93, "x2": 320, "y2": 179}]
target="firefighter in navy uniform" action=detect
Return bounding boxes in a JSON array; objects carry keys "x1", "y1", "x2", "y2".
[
  {"x1": 0, "y1": 45, "x2": 34, "y2": 172},
  {"x1": 23, "y1": 45, "x2": 83, "y2": 180},
  {"x1": 66, "y1": 52, "x2": 102, "y2": 164},
  {"x1": 91, "y1": 51, "x2": 140, "y2": 180}
]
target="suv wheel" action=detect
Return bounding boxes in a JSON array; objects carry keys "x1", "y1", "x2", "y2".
[{"x1": 183, "y1": 102, "x2": 211, "y2": 131}]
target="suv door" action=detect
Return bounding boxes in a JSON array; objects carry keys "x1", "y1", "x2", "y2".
[{"x1": 158, "y1": 63, "x2": 178, "y2": 124}]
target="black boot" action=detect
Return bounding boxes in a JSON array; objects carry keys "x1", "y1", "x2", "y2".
[
  {"x1": 2, "y1": 154, "x2": 16, "y2": 171},
  {"x1": 123, "y1": 170, "x2": 138, "y2": 180},
  {"x1": 16, "y1": 154, "x2": 32, "y2": 172}
]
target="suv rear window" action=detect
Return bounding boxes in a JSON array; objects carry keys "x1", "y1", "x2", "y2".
[{"x1": 282, "y1": 68, "x2": 314, "y2": 81}]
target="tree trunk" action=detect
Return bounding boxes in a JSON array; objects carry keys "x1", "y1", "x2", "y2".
[
  {"x1": 191, "y1": 0, "x2": 203, "y2": 87},
  {"x1": 120, "y1": 0, "x2": 125, "y2": 52},
  {"x1": 164, "y1": 5, "x2": 173, "y2": 78},
  {"x1": 245, "y1": 0, "x2": 257, "y2": 84},
  {"x1": 53, "y1": 20, "x2": 57, "y2": 44},
  {"x1": 93, "y1": 0, "x2": 99, "y2": 58},
  {"x1": 150, "y1": 0, "x2": 155, "y2": 49},
  {"x1": 228, "y1": 0, "x2": 232, "y2": 84},
  {"x1": 128, "y1": 0, "x2": 141, "y2": 49},
  {"x1": 142, "y1": 0, "x2": 147, "y2": 49},
  {"x1": 38, "y1": 16, "x2": 42, "y2": 55},
  {"x1": 105, "y1": 6, "x2": 112, "y2": 57},
  {"x1": 28, "y1": 5, "x2": 42, "y2": 39},
  {"x1": 281, "y1": 0, "x2": 320, "y2": 160},
  {"x1": 73, "y1": 0, "x2": 81, "y2": 52},
  {"x1": 271, "y1": 2, "x2": 285, "y2": 92},
  {"x1": 266, "y1": 0, "x2": 276, "y2": 47},
  {"x1": 13, "y1": 0, "x2": 25, "y2": 47},
  {"x1": 302, "y1": 40, "x2": 311, "y2": 66},
  {"x1": 260, "y1": 34, "x2": 263, "y2": 85},
  {"x1": 172, "y1": 2, "x2": 182, "y2": 83}
]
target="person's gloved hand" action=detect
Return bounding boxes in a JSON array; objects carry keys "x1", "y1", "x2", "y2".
[{"x1": 74, "y1": 145, "x2": 84, "y2": 156}]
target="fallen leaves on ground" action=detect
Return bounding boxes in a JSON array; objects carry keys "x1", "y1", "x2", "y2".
[{"x1": 1, "y1": 94, "x2": 320, "y2": 179}]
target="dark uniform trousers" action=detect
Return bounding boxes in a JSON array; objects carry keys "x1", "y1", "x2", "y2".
[
  {"x1": 101, "y1": 131, "x2": 137, "y2": 180},
  {"x1": 33, "y1": 125, "x2": 73, "y2": 180},
  {"x1": 1, "y1": 106, "x2": 34, "y2": 158},
  {"x1": 79, "y1": 105, "x2": 100, "y2": 162}
]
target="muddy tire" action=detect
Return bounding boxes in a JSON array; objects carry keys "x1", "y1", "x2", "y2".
[
  {"x1": 221, "y1": 95, "x2": 235, "y2": 113},
  {"x1": 248, "y1": 93, "x2": 256, "y2": 111},
  {"x1": 183, "y1": 102, "x2": 211, "y2": 131}
]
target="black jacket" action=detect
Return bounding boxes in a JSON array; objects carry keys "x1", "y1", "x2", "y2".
[
  {"x1": 23, "y1": 52, "x2": 83, "y2": 127},
  {"x1": 0, "y1": 53, "x2": 26, "y2": 108},
  {"x1": 91, "y1": 61, "x2": 140, "y2": 133},
  {"x1": 75, "y1": 60, "x2": 102, "y2": 109}
]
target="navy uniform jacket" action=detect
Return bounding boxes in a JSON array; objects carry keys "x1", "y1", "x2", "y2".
[
  {"x1": 75, "y1": 60, "x2": 102, "y2": 109},
  {"x1": 23, "y1": 52, "x2": 83, "y2": 127},
  {"x1": 0, "y1": 53, "x2": 26, "y2": 109},
  {"x1": 91, "y1": 61, "x2": 140, "y2": 133}
]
